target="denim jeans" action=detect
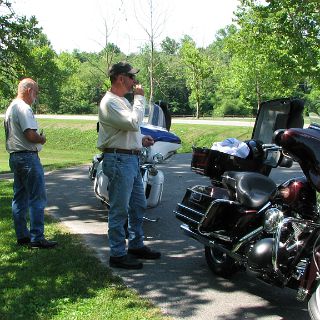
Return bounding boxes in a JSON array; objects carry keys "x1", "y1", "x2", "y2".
[
  {"x1": 9, "y1": 152, "x2": 47, "y2": 242},
  {"x1": 102, "y1": 152, "x2": 147, "y2": 257}
]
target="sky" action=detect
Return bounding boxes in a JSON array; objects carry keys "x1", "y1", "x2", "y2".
[{"x1": 12, "y1": 0, "x2": 240, "y2": 54}]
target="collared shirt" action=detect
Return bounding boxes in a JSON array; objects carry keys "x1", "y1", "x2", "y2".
[
  {"x1": 97, "y1": 91, "x2": 145, "y2": 151},
  {"x1": 4, "y1": 98, "x2": 42, "y2": 153}
]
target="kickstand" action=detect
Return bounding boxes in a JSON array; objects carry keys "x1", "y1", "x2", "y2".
[{"x1": 143, "y1": 216, "x2": 159, "y2": 222}]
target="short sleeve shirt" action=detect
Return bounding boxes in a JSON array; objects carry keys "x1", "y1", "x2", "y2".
[{"x1": 4, "y1": 98, "x2": 42, "y2": 153}]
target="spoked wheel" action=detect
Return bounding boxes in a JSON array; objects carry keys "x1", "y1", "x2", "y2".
[{"x1": 205, "y1": 246, "x2": 239, "y2": 278}]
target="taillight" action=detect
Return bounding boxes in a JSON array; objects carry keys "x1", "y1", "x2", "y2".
[{"x1": 279, "y1": 181, "x2": 303, "y2": 204}]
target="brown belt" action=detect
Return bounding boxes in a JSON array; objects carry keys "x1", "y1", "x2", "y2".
[{"x1": 103, "y1": 148, "x2": 141, "y2": 155}]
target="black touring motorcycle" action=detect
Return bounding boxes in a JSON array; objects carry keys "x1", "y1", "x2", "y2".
[{"x1": 174, "y1": 98, "x2": 320, "y2": 319}]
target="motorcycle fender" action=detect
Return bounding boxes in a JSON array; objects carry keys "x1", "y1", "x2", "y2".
[
  {"x1": 148, "y1": 169, "x2": 164, "y2": 185},
  {"x1": 146, "y1": 170, "x2": 164, "y2": 208},
  {"x1": 95, "y1": 170, "x2": 109, "y2": 199},
  {"x1": 301, "y1": 247, "x2": 320, "y2": 295}
]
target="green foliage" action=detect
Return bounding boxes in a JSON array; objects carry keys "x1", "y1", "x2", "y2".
[
  {"x1": 179, "y1": 38, "x2": 213, "y2": 118},
  {"x1": 160, "y1": 37, "x2": 180, "y2": 55},
  {"x1": 172, "y1": 123, "x2": 252, "y2": 153},
  {"x1": 0, "y1": 0, "x2": 41, "y2": 106},
  {"x1": 1, "y1": 0, "x2": 320, "y2": 116}
]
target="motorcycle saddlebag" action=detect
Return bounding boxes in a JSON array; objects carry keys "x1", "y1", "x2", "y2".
[
  {"x1": 191, "y1": 147, "x2": 267, "y2": 181},
  {"x1": 198, "y1": 200, "x2": 241, "y2": 235},
  {"x1": 174, "y1": 185, "x2": 229, "y2": 229}
]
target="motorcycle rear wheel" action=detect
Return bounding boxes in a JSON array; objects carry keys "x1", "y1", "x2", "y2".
[{"x1": 205, "y1": 246, "x2": 239, "y2": 278}]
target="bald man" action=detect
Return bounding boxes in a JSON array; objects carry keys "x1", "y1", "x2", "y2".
[{"x1": 4, "y1": 78, "x2": 57, "y2": 249}]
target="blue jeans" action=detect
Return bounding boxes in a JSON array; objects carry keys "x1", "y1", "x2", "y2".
[
  {"x1": 102, "y1": 153, "x2": 147, "y2": 257},
  {"x1": 9, "y1": 152, "x2": 47, "y2": 242}
]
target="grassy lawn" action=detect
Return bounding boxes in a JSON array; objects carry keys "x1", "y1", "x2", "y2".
[
  {"x1": 0, "y1": 119, "x2": 252, "y2": 173},
  {"x1": 0, "y1": 118, "x2": 251, "y2": 319},
  {"x1": 0, "y1": 180, "x2": 168, "y2": 320}
]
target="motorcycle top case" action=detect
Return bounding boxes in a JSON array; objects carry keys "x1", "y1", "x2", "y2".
[
  {"x1": 191, "y1": 147, "x2": 267, "y2": 180},
  {"x1": 191, "y1": 98, "x2": 305, "y2": 181}
]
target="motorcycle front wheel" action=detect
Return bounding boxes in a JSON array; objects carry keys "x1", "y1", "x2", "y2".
[
  {"x1": 309, "y1": 284, "x2": 320, "y2": 320},
  {"x1": 205, "y1": 246, "x2": 239, "y2": 278}
]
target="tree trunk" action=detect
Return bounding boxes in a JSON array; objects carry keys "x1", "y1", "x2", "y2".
[
  {"x1": 196, "y1": 100, "x2": 200, "y2": 119},
  {"x1": 255, "y1": 78, "x2": 261, "y2": 111}
]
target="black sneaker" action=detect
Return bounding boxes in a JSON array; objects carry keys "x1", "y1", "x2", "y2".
[
  {"x1": 128, "y1": 246, "x2": 161, "y2": 260},
  {"x1": 109, "y1": 255, "x2": 143, "y2": 270},
  {"x1": 29, "y1": 239, "x2": 58, "y2": 249},
  {"x1": 17, "y1": 237, "x2": 31, "y2": 246}
]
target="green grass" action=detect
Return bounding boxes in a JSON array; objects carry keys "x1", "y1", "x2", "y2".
[
  {"x1": 0, "y1": 180, "x2": 168, "y2": 320},
  {"x1": 0, "y1": 119, "x2": 251, "y2": 173},
  {"x1": 172, "y1": 124, "x2": 252, "y2": 153}
]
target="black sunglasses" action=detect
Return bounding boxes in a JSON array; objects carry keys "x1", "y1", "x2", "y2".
[{"x1": 122, "y1": 73, "x2": 136, "y2": 80}]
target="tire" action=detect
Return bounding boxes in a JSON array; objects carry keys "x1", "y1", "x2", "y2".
[
  {"x1": 205, "y1": 246, "x2": 239, "y2": 278},
  {"x1": 309, "y1": 284, "x2": 320, "y2": 320}
]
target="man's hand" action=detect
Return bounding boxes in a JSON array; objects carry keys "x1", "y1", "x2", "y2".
[
  {"x1": 24, "y1": 129, "x2": 46, "y2": 145},
  {"x1": 133, "y1": 84, "x2": 144, "y2": 96},
  {"x1": 142, "y1": 135, "x2": 154, "y2": 147}
]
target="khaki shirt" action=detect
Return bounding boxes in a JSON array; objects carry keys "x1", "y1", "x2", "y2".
[{"x1": 97, "y1": 91, "x2": 145, "y2": 151}]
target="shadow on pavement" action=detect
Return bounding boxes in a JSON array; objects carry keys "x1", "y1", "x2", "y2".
[{"x1": 42, "y1": 154, "x2": 308, "y2": 320}]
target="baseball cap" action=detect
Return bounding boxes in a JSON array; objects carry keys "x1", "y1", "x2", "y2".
[{"x1": 108, "y1": 62, "x2": 139, "y2": 76}]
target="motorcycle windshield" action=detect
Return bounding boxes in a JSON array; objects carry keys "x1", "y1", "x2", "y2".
[
  {"x1": 141, "y1": 124, "x2": 181, "y2": 144},
  {"x1": 278, "y1": 124, "x2": 320, "y2": 191},
  {"x1": 147, "y1": 102, "x2": 171, "y2": 131},
  {"x1": 251, "y1": 98, "x2": 304, "y2": 143}
]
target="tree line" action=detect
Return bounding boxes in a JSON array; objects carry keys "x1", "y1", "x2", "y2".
[{"x1": 1, "y1": 0, "x2": 320, "y2": 118}]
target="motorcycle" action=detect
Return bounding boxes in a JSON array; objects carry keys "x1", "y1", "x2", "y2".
[
  {"x1": 89, "y1": 101, "x2": 181, "y2": 213},
  {"x1": 174, "y1": 97, "x2": 320, "y2": 319}
]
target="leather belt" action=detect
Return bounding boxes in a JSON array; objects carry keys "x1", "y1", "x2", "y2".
[
  {"x1": 103, "y1": 148, "x2": 141, "y2": 155},
  {"x1": 11, "y1": 150, "x2": 38, "y2": 154}
]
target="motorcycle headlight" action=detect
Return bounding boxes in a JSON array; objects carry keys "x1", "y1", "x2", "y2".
[
  {"x1": 153, "y1": 153, "x2": 164, "y2": 163},
  {"x1": 264, "y1": 208, "x2": 283, "y2": 233}
]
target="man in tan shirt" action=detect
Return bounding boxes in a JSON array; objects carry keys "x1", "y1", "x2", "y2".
[{"x1": 98, "y1": 62, "x2": 161, "y2": 269}]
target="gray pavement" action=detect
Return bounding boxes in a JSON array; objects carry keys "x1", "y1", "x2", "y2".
[{"x1": 2, "y1": 154, "x2": 309, "y2": 319}]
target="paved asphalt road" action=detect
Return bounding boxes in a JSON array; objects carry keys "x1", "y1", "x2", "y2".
[
  {"x1": 39, "y1": 153, "x2": 309, "y2": 320},
  {"x1": 0, "y1": 114, "x2": 255, "y2": 127}
]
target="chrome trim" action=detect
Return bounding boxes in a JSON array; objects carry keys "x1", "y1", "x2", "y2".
[
  {"x1": 232, "y1": 226, "x2": 264, "y2": 253},
  {"x1": 272, "y1": 217, "x2": 320, "y2": 282},
  {"x1": 175, "y1": 203, "x2": 204, "y2": 218},
  {"x1": 174, "y1": 211, "x2": 200, "y2": 225},
  {"x1": 257, "y1": 201, "x2": 272, "y2": 214},
  {"x1": 180, "y1": 224, "x2": 244, "y2": 262}
]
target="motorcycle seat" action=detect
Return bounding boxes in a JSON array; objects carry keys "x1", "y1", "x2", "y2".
[{"x1": 222, "y1": 171, "x2": 277, "y2": 208}]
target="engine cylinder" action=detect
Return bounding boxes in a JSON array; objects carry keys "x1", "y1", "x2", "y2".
[{"x1": 247, "y1": 238, "x2": 274, "y2": 271}]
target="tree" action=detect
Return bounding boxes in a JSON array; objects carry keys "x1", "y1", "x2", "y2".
[
  {"x1": 232, "y1": 0, "x2": 320, "y2": 108},
  {"x1": 179, "y1": 37, "x2": 212, "y2": 118},
  {"x1": 134, "y1": 0, "x2": 167, "y2": 105},
  {"x1": 160, "y1": 37, "x2": 180, "y2": 55},
  {"x1": 0, "y1": 0, "x2": 41, "y2": 107}
]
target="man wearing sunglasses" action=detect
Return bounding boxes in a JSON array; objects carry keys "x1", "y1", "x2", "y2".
[{"x1": 97, "y1": 61, "x2": 161, "y2": 270}]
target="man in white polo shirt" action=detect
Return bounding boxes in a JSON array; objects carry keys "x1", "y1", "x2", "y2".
[{"x1": 4, "y1": 78, "x2": 57, "y2": 249}]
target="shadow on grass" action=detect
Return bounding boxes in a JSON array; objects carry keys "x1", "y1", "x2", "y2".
[
  {"x1": 0, "y1": 219, "x2": 126, "y2": 319},
  {"x1": 0, "y1": 180, "x2": 149, "y2": 320}
]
